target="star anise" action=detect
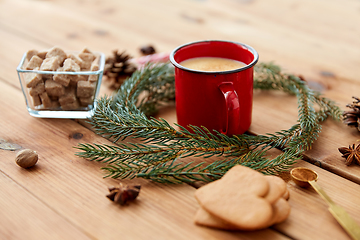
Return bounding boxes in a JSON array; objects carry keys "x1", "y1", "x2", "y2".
[
  {"x1": 338, "y1": 144, "x2": 360, "y2": 166},
  {"x1": 106, "y1": 183, "x2": 141, "y2": 205}
]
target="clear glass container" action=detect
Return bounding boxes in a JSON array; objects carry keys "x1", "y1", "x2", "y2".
[{"x1": 17, "y1": 51, "x2": 105, "y2": 118}]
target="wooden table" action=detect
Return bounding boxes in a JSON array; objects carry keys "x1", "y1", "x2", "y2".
[{"x1": 1, "y1": 0, "x2": 360, "y2": 239}]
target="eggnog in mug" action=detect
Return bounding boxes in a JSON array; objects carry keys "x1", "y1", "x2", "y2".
[{"x1": 179, "y1": 57, "x2": 246, "y2": 72}]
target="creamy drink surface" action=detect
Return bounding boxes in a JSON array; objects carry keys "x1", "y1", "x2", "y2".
[{"x1": 180, "y1": 57, "x2": 246, "y2": 72}]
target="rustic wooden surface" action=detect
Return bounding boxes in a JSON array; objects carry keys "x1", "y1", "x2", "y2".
[{"x1": 1, "y1": 0, "x2": 360, "y2": 239}]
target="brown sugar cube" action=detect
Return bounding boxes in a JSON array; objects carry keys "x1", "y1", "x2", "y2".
[
  {"x1": 79, "y1": 53, "x2": 96, "y2": 70},
  {"x1": 31, "y1": 94, "x2": 42, "y2": 107},
  {"x1": 77, "y1": 81, "x2": 96, "y2": 98},
  {"x1": 37, "y1": 50, "x2": 48, "y2": 59},
  {"x1": 91, "y1": 64, "x2": 99, "y2": 71},
  {"x1": 81, "y1": 47, "x2": 93, "y2": 54},
  {"x1": 68, "y1": 75, "x2": 82, "y2": 87},
  {"x1": 59, "y1": 88, "x2": 77, "y2": 106},
  {"x1": 63, "y1": 58, "x2": 81, "y2": 72},
  {"x1": 53, "y1": 67, "x2": 70, "y2": 87},
  {"x1": 46, "y1": 47, "x2": 67, "y2": 65},
  {"x1": 67, "y1": 53, "x2": 84, "y2": 67},
  {"x1": 25, "y1": 70, "x2": 42, "y2": 88},
  {"x1": 40, "y1": 74, "x2": 54, "y2": 82},
  {"x1": 25, "y1": 55, "x2": 43, "y2": 70},
  {"x1": 39, "y1": 92, "x2": 52, "y2": 109},
  {"x1": 80, "y1": 61, "x2": 91, "y2": 70},
  {"x1": 68, "y1": 75, "x2": 89, "y2": 87},
  {"x1": 90, "y1": 60, "x2": 99, "y2": 71},
  {"x1": 49, "y1": 96, "x2": 59, "y2": 101},
  {"x1": 45, "y1": 79, "x2": 65, "y2": 97},
  {"x1": 79, "y1": 53, "x2": 96, "y2": 62},
  {"x1": 53, "y1": 74, "x2": 70, "y2": 87},
  {"x1": 26, "y1": 49, "x2": 39, "y2": 61},
  {"x1": 88, "y1": 75, "x2": 98, "y2": 83},
  {"x1": 79, "y1": 96, "x2": 94, "y2": 106},
  {"x1": 50, "y1": 101, "x2": 60, "y2": 109},
  {"x1": 61, "y1": 100, "x2": 80, "y2": 110},
  {"x1": 77, "y1": 75, "x2": 88, "y2": 81},
  {"x1": 40, "y1": 57, "x2": 60, "y2": 71},
  {"x1": 69, "y1": 75, "x2": 88, "y2": 86},
  {"x1": 29, "y1": 81, "x2": 45, "y2": 96}
]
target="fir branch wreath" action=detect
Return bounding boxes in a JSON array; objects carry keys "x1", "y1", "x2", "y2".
[{"x1": 75, "y1": 62, "x2": 341, "y2": 184}]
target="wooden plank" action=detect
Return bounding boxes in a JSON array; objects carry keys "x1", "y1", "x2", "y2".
[
  {"x1": 0, "y1": 0, "x2": 360, "y2": 238},
  {"x1": 5, "y1": 0, "x2": 358, "y2": 82},
  {"x1": 1, "y1": 0, "x2": 360, "y2": 81},
  {"x1": 207, "y1": 0, "x2": 360, "y2": 80},
  {"x1": 0, "y1": 81, "x2": 287, "y2": 238},
  {"x1": 156, "y1": 93, "x2": 360, "y2": 239},
  {"x1": 251, "y1": 90, "x2": 360, "y2": 185},
  {"x1": 157, "y1": 91, "x2": 360, "y2": 185},
  {"x1": 0, "y1": 27, "x2": 47, "y2": 89},
  {"x1": 274, "y1": 160, "x2": 360, "y2": 240},
  {"x1": 0, "y1": 171, "x2": 91, "y2": 240},
  {"x1": 0, "y1": 0, "x2": 359, "y2": 187},
  {"x1": 0, "y1": 0, "x2": 360, "y2": 185},
  {"x1": 0, "y1": 70, "x2": 358, "y2": 239}
]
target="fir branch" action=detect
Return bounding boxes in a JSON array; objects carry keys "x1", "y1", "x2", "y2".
[
  {"x1": 102, "y1": 147, "x2": 300, "y2": 184},
  {"x1": 76, "y1": 62, "x2": 341, "y2": 184},
  {"x1": 136, "y1": 160, "x2": 229, "y2": 184}
]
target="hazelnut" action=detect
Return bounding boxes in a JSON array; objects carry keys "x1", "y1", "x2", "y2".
[{"x1": 15, "y1": 149, "x2": 38, "y2": 168}]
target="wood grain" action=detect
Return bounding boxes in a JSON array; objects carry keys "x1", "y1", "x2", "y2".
[
  {"x1": 0, "y1": 58, "x2": 358, "y2": 239},
  {"x1": 1, "y1": 0, "x2": 360, "y2": 239},
  {"x1": 0, "y1": 171, "x2": 91, "y2": 240},
  {"x1": 2, "y1": 0, "x2": 360, "y2": 184},
  {"x1": 0, "y1": 74, "x2": 286, "y2": 239}
]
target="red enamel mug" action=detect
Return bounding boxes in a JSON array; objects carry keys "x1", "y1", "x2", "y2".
[{"x1": 170, "y1": 40, "x2": 259, "y2": 136}]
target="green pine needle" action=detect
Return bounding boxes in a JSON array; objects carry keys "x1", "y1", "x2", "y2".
[{"x1": 75, "y1": 62, "x2": 341, "y2": 184}]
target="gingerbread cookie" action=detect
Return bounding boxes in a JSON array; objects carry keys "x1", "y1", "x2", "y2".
[
  {"x1": 194, "y1": 165, "x2": 291, "y2": 231},
  {"x1": 195, "y1": 166, "x2": 273, "y2": 230},
  {"x1": 264, "y1": 175, "x2": 287, "y2": 204},
  {"x1": 194, "y1": 207, "x2": 238, "y2": 230}
]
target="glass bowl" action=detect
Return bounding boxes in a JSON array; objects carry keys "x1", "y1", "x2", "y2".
[{"x1": 17, "y1": 51, "x2": 105, "y2": 119}]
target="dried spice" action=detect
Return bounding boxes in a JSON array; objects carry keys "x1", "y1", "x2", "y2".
[
  {"x1": 338, "y1": 144, "x2": 360, "y2": 166},
  {"x1": 103, "y1": 50, "x2": 137, "y2": 89},
  {"x1": 106, "y1": 183, "x2": 141, "y2": 205},
  {"x1": 140, "y1": 45, "x2": 156, "y2": 55},
  {"x1": 342, "y1": 96, "x2": 360, "y2": 131},
  {"x1": 15, "y1": 149, "x2": 38, "y2": 168}
]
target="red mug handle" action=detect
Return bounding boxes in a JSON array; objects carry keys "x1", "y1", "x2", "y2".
[{"x1": 218, "y1": 82, "x2": 240, "y2": 135}]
